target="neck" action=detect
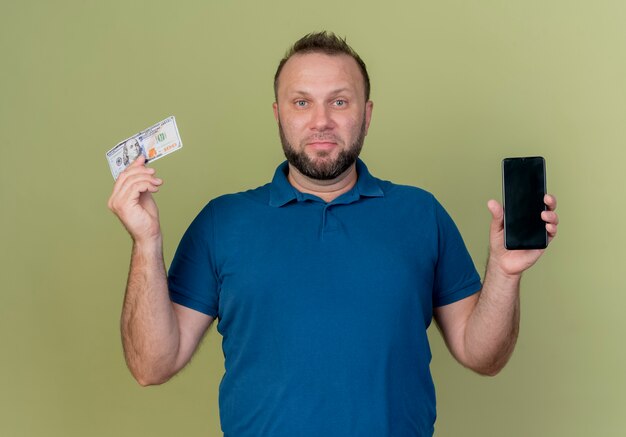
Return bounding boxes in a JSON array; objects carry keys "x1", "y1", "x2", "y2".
[{"x1": 287, "y1": 163, "x2": 358, "y2": 203}]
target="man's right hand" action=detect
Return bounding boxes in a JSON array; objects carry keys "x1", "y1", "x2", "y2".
[{"x1": 107, "y1": 155, "x2": 163, "y2": 243}]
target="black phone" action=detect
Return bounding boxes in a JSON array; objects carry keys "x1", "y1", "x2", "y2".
[{"x1": 502, "y1": 156, "x2": 547, "y2": 250}]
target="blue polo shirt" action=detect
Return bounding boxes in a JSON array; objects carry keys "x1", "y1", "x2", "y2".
[{"x1": 168, "y1": 159, "x2": 481, "y2": 437}]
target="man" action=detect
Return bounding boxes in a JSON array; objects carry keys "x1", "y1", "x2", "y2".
[{"x1": 108, "y1": 32, "x2": 559, "y2": 436}]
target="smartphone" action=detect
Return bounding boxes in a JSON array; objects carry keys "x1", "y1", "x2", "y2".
[{"x1": 502, "y1": 156, "x2": 547, "y2": 250}]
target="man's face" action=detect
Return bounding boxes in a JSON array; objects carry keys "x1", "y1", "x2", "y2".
[
  {"x1": 126, "y1": 140, "x2": 141, "y2": 160},
  {"x1": 273, "y1": 52, "x2": 373, "y2": 180}
]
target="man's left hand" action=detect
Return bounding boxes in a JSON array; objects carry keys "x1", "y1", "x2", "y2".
[{"x1": 486, "y1": 194, "x2": 559, "y2": 276}]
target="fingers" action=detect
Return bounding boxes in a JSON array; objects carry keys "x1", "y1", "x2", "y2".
[
  {"x1": 116, "y1": 173, "x2": 162, "y2": 204},
  {"x1": 108, "y1": 160, "x2": 162, "y2": 213},
  {"x1": 542, "y1": 210, "x2": 559, "y2": 239},
  {"x1": 541, "y1": 194, "x2": 559, "y2": 226},
  {"x1": 542, "y1": 194, "x2": 559, "y2": 240},
  {"x1": 544, "y1": 194, "x2": 557, "y2": 211},
  {"x1": 112, "y1": 160, "x2": 156, "y2": 193},
  {"x1": 541, "y1": 210, "x2": 559, "y2": 225}
]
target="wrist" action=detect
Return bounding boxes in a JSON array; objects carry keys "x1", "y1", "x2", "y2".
[
  {"x1": 132, "y1": 234, "x2": 163, "y2": 253},
  {"x1": 486, "y1": 257, "x2": 522, "y2": 283}
]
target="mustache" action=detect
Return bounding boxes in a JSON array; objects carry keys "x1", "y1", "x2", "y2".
[
  {"x1": 276, "y1": 120, "x2": 340, "y2": 145},
  {"x1": 304, "y1": 134, "x2": 340, "y2": 143}
]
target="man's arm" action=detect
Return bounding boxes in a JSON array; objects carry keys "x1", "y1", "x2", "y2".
[
  {"x1": 434, "y1": 195, "x2": 558, "y2": 376},
  {"x1": 109, "y1": 156, "x2": 213, "y2": 386}
]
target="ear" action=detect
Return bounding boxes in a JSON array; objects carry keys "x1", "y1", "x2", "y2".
[
  {"x1": 364, "y1": 100, "x2": 374, "y2": 135},
  {"x1": 272, "y1": 102, "x2": 279, "y2": 123}
]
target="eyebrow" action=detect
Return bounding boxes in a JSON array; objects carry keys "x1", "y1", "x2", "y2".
[{"x1": 290, "y1": 87, "x2": 354, "y2": 97}]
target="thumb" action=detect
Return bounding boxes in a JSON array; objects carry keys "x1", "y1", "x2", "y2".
[
  {"x1": 131, "y1": 154, "x2": 146, "y2": 167},
  {"x1": 487, "y1": 199, "x2": 504, "y2": 232}
]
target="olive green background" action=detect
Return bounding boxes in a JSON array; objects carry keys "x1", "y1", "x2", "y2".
[{"x1": 1, "y1": 1, "x2": 624, "y2": 436}]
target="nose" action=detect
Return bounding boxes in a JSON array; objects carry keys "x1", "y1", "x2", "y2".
[{"x1": 310, "y1": 105, "x2": 334, "y2": 131}]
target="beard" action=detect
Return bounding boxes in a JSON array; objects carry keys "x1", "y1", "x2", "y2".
[{"x1": 279, "y1": 115, "x2": 367, "y2": 181}]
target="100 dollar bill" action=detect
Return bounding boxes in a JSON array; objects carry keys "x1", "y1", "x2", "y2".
[{"x1": 106, "y1": 116, "x2": 183, "y2": 180}]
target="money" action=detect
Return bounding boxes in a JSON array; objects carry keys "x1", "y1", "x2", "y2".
[{"x1": 106, "y1": 116, "x2": 183, "y2": 180}]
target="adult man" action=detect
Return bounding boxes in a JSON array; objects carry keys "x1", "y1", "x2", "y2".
[{"x1": 108, "y1": 32, "x2": 559, "y2": 436}]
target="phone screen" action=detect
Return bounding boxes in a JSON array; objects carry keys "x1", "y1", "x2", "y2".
[{"x1": 502, "y1": 157, "x2": 547, "y2": 250}]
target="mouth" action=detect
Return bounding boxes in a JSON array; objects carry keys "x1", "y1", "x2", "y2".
[{"x1": 307, "y1": 141, "x2": 337, "y2": 152}]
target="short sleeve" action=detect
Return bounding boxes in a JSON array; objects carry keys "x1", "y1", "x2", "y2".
[
  {"x1": 168, "y1": 202, "x2": 220, "y2": 317},
  {"x1": 432, "y1": 199, "x2": 482, "y2": 307}
]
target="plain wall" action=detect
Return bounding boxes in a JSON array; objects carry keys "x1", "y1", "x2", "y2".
[{"x1": 1, "y1": 1, "x2": 625, "y2": 435}]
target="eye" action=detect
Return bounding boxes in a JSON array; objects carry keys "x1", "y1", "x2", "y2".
[
  {"x1": 295, "y1": 100, "x2": 308, "y2": 107},
  {"x1": 334, "y1": 99, "x2": 347, "y2": 107}
]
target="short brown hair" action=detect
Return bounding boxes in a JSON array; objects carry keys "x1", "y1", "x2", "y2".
[{"x1": 274, "y1": 31, "x2": 371, "y2": 101}]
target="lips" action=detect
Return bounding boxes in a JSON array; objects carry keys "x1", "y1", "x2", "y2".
[
  {"x1": 308, "y1": 141, "x2": 337, "y2": 151},
  {"x1": 307, "y1": 135, "x2": 338, "y2": 146}
]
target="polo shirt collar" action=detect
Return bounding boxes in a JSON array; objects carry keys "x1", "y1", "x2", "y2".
[
  {"x1": 268, "y1": 161, "x2": 296, "y2": 207},
  {"x1": 354, "y1": 158, "x2": 385, "y2": 198},
  {"x1": 268, "y1": 158, "x2": 384, "y2": 207}
]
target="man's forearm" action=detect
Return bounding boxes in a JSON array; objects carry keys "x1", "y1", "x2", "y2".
[
  {"x1": 121, "y1": 238, "x2": 180, "y2": 385},
  {"x1": 463, "y1": 263, "x2": 521, "y2": 376}
]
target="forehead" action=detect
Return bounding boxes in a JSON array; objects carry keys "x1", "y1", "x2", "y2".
[{"x1": 277, "y1": 52, "x2": 365, "y2": 97}]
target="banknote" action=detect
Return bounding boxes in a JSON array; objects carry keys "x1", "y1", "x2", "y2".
[{"x1": 106, "y1": 116, "x2": 183, "y2": 180}]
